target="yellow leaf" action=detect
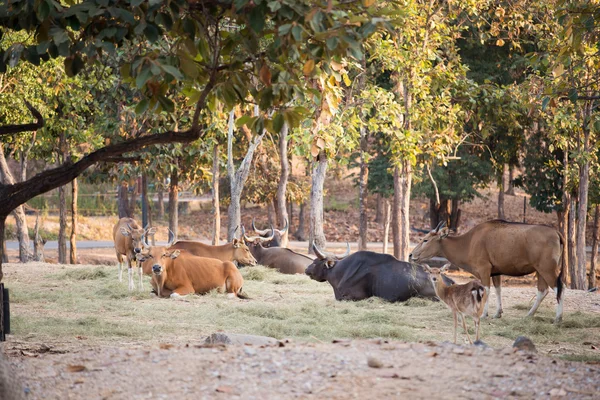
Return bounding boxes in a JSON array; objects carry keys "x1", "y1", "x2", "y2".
[
  {"x1": 303, "y1": 59, "x2": 315, "y2": 76},
  {"x1": 311, "y1": 144, "x2": 320, "y2": 157},
  {"x1": 259, "y1": 64, "x2": 271, "y2": 86},
  {"x1": 496, "y1": 39, "x2": 505, "y2": 47},
  {"x1": 552, "y1": 63, "x2": 564, "y2": 78},
  {"x1": 343, "y1": 73, "x2": 351, "y2": 86},
  {"x1": 316, "y1": 137, "x2": 325, "y2": 149},
  {"x1": 363, "y1": 0, "x2": 376, "y2": 6}
]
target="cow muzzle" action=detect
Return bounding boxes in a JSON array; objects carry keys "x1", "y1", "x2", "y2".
[
  {"x1": 152, "y1": 265, "x2": 163, "y2": 275},
  {"x1": 134, "y1": 248, "x2": 141, "y2": 254}
]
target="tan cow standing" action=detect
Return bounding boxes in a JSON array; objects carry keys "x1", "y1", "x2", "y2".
[
  {"x1": 112, "y1": 218, "x2": 155, "y2": 291},
  {"x1": 410, "y1": 220, "x2": 565, "y2": 323},
  {"x1": 137, "y1": 246, "x2": 247, "y2": 299}
]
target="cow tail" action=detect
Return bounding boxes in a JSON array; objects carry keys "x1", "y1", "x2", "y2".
[{"x1": 556, "y1": 230, "x2": 565, "y2": 303}]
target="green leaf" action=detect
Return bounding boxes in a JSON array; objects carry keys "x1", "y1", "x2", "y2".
[
  {"x1": 234, "y1": 0, "x2": 249, "y2": 11},
  {"x1": 131, "y1": 0, "x2": 144, "y2": 6},
  {"x1": 135, "y1": 98, "x2": 150, "y2": 114},
  {"x1": 120, "y1": 63, "x2": 131, "y2": 79},
  {"x1": 273, "y1": 113, "x2": 284, "y2": 133},
  {"x1": 144, "y1": 24, "x2": 160, "y2": 43},
  {"x1": 268, "y1": 1, "x2": 281, "y2": 11},
  {"x1": 179, "y1": 56, "x2": 198, "y2": 78},
  {"x1": 326, "y1": 37, "x2": 338, "y2": 50},
  {"x1": 136, "y1": 68, "x2": 153, "y2": 89},
  {"x1": 157, "y1": 95, "x2": 175, "y2": 113},
  {"x1": 112, "y1": 8, "x2": 135, "y2": 24},
  {"x1": 38, "y1": 0, "x2": 51, "y2": 20},
  {"x1": 278, "y1": 24, "x2": 292, "y2": 35},
  {"x1": 568, "y1": 89, "x2": 578, "y2": 103},
  {"x1": 541, "y1": 96, "x2": 550, "y2": 111},
  {"x1": 183, "y1": 18, "x2": 196, "y2": 40},
  {"x1": 49, "y1": 27, "x2": 69, "y2": 45},
  {"x1": 235, "y1": 115, "x2": 256, "y2": 127},
  {"x1": 160, "y1": 64, "x2": 184, "y2": 80},
  {"x1": 249, "y1": 6, "x2": 265, "y2": 32},
  {"x1": 291, "y1": 25, "x2": 302, "y2": 41}
]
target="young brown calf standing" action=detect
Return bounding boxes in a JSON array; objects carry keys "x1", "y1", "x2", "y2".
[{"x1": 424, "y1": 263, "x2": 488, "y2": 344}]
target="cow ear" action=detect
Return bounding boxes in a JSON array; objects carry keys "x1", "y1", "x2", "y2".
[
  {"x1": 169, "y1": 250, "x2": 181, "y2": 259},
  {"x1": 326, "y1": 260, "x2": 335, "y2": 268},
  {"x1": 439, "y1": 227, "x2": 450, "y2": 239},
  {"x1": 422, "y1": 264, "x2": 432, "y2": 273},
  {"x1": 120, "y1": 228, "x2": 131, "y2": 237},
  {"x1": 440, "y1": 263, "x2": 450, "y2": 273},
  {"x1": 232, "y1": 239, "x2": 240, "y2": 248}
]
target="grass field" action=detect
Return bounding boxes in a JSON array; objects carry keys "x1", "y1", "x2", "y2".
[{"x1": 4, "y1": 262, "x2": 600, "y2": 363}]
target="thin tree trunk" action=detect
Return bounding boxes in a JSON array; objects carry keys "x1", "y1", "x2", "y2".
[
  {"x1": 375, "y1": 194, "x2": 384, "y2": 224},
  {"x1": 141, "y1": 172, "x2": 149, "y2": 229},
  {"x1": 589, "y1": 204, "x2": 599, "y2": 289},
  {"x1": 70, "y1": 178, "x2": 78, "y2": 264},
  {"x1": 393, "y1": 160, "x2": 412, "y2": 261},
  {"x1": 227, "y1": 108, "x2": 265, "y2": 241},
  {"x1": 506, "y1": 165, "x2": 516, "y2": 195},
  {"x1": 568, "y1": 196, "x2": 578, "y2": 288},
  {"x1": 58, "y1": 183, "x2": 67, "y2": 264},
  {"x1": 118, "y1": 182, "x2": 130, "y2": 218},
  {"x1": 0, "y1": 215, "x2": 6, "y2": 281},
  {"x1": 295, "y1": 202, "x2": 307, "y2": 241},
  {"x1": 0, "y1": 144, "x2": 31, "y2": 262},
  {"x1": 157, "y1": 187, "x2": 165, "y2": 219},
  {"x1": 129, "y1": 180, "x2": 137, "y2": 218},
  {"x1": 33, "y1": 213, "x2": 45, "y2": 262},
  {"x1": 498, "y1": 171, "x2": 506, "y2": 220},
  {"x1": 275, "y1": 122, "x2": 289, "y2": 246},
  {"x1": 561, "y1": 147, "x2": 571, "y2": 286},
  {"x1": 267, "y1": 199, "x2": 275, "y2": 226},
  {"x1": 212, "y1": 143, "x2": 221, "y2": 245},
  {"x1": 169, "y1": 168, "x2": 179, "y2": 240},
  {"x1": 358, "y1": 125, "x2": 369, "y2": 251},
  {"x1": 309, "y1": 151, "x2": 328, "y2": 253},
  {"x1": 383, "y1": 198, "x2": 391, "y2": 254}
]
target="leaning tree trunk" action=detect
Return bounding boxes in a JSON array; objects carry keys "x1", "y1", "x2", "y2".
[
  {"x1": 498, "y1": 169, "x2": 506, "y2": 220},
  {"x1": 393, "y1": 161, "x2": 412, "y2": 261},
  {"x1": 358, "y1": 125, "x2": 369, "y2": 251},
  {"x1": 589, "y1": 204, "x2": 599, "y2": 289},
  {"x1": 309, "y1": 151, "x2": 328, "y2": 253},
  {"x1": 58, "y1": 183, "x2": 67, "y2": 264},
  {"x1": 226, "y1": 108, "x2": 265, "y2": 241},
  {"x1": 169, "y1": 168, "x2": 179, "y2": 240},
  {"x1": 69, "y1": 178, "x2": 78, "y2": 264},
  {"x1": 0, "y1": 144, "x2": 31, "y2": 262},
  {"x1": 383, "y1": 198, "x2": 391, "y2": 254},
  {"x1": 275, "y1": 122, "x2": 290, "y2": 246},
  {"x1": 212, "y1": 143, "x2": 221, "y2": 245},
  {"x1": 118, "y1": 182, "x2": 130, "y2": 218},
  {"x1": 568, "y1": 196, "x2": 578, "y2": 288}
]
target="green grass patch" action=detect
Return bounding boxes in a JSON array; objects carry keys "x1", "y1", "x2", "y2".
[{"x1": 5, "y1": 262, "x2": 600, "y2": 363}]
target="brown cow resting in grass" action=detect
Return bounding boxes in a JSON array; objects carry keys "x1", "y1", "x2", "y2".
[
  {"x1": 137, "y1": 245, "x2": 247, "y2": 299},
  {"x1": 112, "y1": 218, "x2": 155, "y2": 291},
  {"x1": 167, "y1": 239, "x2": 257, "y2": 266},
  {"x1": 410, "y1": 220, "x2": 565, "y2": 323}
]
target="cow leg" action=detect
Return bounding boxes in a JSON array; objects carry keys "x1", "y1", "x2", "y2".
[
  {"x1": 553, "y1": 287, "x2": 564, "y2": 323},
  {"x1": 128, "y1": 267, "x2": 134, "y2": 291},
  {"x1": 527, "y1": 274, "x2": 549, "y2": 318},
  {"x1": 491, "y1": 275, "x2": 503, "y2": 318},
  {"x1": 138, "y1": 261, "x2": 144, "y2": 291},
  {"x1": 452, "y1": 311, "x2": 458, "y2": 344},
  {"x1": 474, "y1": 317, "x2": 480, "y2": 342},
  {"x1": 480, "y1": 271, "x2": 492, "y2": 318},
  {"x1": 116, "y1": 253, "x2": 123, "y2": 282},
  {"x1": 538, "y1": 267, "x2": 564, "y2": 323}
]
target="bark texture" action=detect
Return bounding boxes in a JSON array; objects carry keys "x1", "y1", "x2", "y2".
[
  {"x1": 33, "y1": 213, "x2": 45, "y2": 262},
  {"x1": 383, "y1": 198, "x2": 391, "y2": 254},
  {"x1": 358, "y1": 126, "x2": 369, "y2": 251},
  {"x1": 392, "y1": 161, "x2": 412, "y2": 261},
  {"x1": 275, "y1": 122, "x2": 289, "y2": 246},
  {"x1": 309, "y1": 152, "x2": 328, "y2": 253},
  {"x1": 212, "y1": 144, "x2": 221, "y2": 245},
  {"x1": 169, "y1": 168, "x2": 179, "y2": 241},
  {"x1": 590, "y1": 204, "x2": 599, "y2": 289},
  {"x1": 70, "y1": 178, "x2": 78, "y2": 264},
  {"x1": 568, "y1": 196, "x2": 578, "y2": 288},
  {"x1": 118, "y1": 182, "x2": 130, "y2": 219}
]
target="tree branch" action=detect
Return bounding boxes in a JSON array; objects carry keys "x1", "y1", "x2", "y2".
[
  {"x1": 100, "y1": 156, "x2": 142, "y2": 163},
  {"x1": 0, "y1": 100, "x2": 44, "y2": 136}
]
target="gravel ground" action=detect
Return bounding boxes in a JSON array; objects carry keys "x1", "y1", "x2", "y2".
[{"x1": 3, "y1": 339, "x2": 600, "y2": 400}]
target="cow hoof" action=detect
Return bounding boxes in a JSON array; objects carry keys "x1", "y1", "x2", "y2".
[
  {"x1": 553, "y1": 317, "x2": 563, "y2": 324},
  {"x1": 492, "y1": 312, "x2": 503, "y2": 319},
  {"x1": 170, "y1": 293, "x2": 182, "y2": 299}
]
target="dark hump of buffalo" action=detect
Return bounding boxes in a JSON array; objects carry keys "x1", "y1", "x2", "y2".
[
  {"x1": 317, "y1": 251, "x2": 438, "y2": 302},
  {"x1": 253, "y1": 245, "x2": 312, "y2": 274}
]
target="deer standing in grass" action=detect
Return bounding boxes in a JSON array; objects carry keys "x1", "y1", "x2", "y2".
[{"x1": 424, "y1": 263, "x2": 488, "y2": 344}]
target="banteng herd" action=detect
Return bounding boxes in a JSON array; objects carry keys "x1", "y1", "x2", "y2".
[{"x1": 114, "y1": 217, "x2": 566, "y2": 343}]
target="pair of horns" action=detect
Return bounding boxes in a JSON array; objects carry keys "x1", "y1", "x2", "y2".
[
  {"x1": 433, "y1": 220, "x2": 446, "y2": 232},
  {"x1": 241, "y1": 225, "x2": 275, "y2": 243},
  {"x1": 252, "y1": 217, "x2": 288, "y2": 236},
  {"x1": 312, "y1": 242, "x2": 351, "y2": 260},
  {"x1": 142, "y1": 227, "x2": 172, "y2": 247}
]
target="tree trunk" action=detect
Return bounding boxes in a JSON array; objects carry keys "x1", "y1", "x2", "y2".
[
  {"x1": 506, "y1": 165, "x2": 516, "y2": 195},
  {"x1": 383, "y1": 198, "x2": 391, "y2": 254},
  {"x1": 393, "y1": 161, "x2": 412, "y2": 261},
  {"x1": 157, "y1": 186, "x2": 165, "y2": 219},
  {"x1": 498, "y1": 171, "x2": 506, "y2": 220},
  {"x1": 589, "y1": 204, "x2": 599, "y2": 289},
  {"x1": 568, "y1": 196, "x2": 578, "y2": 288},
  {"x1": 267, "y1": 199, "x2": 275, "y2": 226},
  {"x1": 429, "y1": 198, "x2": 450, "y2": 230},
  {"x1": 275, "y1": 122, "x2": 289, "y2": 246},
  {"x1": 560, "y1": 148, "x2": 571, "y2": 286},
  {"x1": 295, "y1": 202, "x2": 307, "y2": 241},
  {"x1": 69, "y1": 178, "x2": 78, "y2": 264},
  {"x1": 309, "y1": 151, "x2": 328, "y2": 253},
  {"x1": 118, "y1": 182, "x2": 130, "y2": 218},
  {"x1": 450, "y1": 198, "x2": 461, "y2": 231},
  {"x1": 358, "y1": 126, "x2": 369, "y2": 251},
  {"x1": 141, "y1": 172, "x2": 149, "y2": 229},
  {"x1": 226, "y1": 108, "x2": 265, "y2": 241},
  {"x1": 375, "y1": 194, "x2": 384, "y2": 224},
  {"x1": 33, "y1": 213, "x2": 45, "y2": 262},
  {"x1": 58, "y1": 183, "x2": 67, "y2": 264},
  {"x1": 169, "y1": 168, "x2": 179, "y2": 240},
  {"x1": 0, "y1": 215, "x2": 6, "y2": 281},
  {"x1": 212, "y1": 143, "x2": 221, "y2": 245},
  {"x1": 129, "y1": 180, "x2": 137, "y2": 218},
  {"x1": 0, "y1": 144, "x2": 31, "y2": 262}
]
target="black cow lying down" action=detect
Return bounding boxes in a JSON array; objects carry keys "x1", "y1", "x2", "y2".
[{"x1": 305, "y1": 245, "x2": 452, "y2": 302}]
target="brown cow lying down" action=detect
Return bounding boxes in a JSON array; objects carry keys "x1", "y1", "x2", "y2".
[{"x1": 137, "y1": 246, "x2": 247, "y2": 299}]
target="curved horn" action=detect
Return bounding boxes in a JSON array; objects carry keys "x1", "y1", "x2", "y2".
[
  {"x1": 312, "y1": 242, "x2": 328, "y2": 260},
  {"x1": 338, "y1": 242, "x2": 351, "y2": 259},
  {"x1": 264, "y1": 225, "x2": 275, "y2": 242},
  {"x1": 252, "y1": 218, "x2": 270, "y2": 236},
  {"x1": 434, "y1": 220, "x2": 446, "y2": 232},
  {"x1": 166, "y1": 229, "x2": 176, "y2": 247},
  {"x1": 126, "y1": 222, "x2": 134, "y2": 232},
  {"x1": 143, "y1": 232, "x2": 150, "y2": 247},
  {"x1": 276, "y1": 218, "x2": 289, "y2": 234}
]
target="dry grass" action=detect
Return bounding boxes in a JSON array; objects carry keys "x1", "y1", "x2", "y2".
[{"x1": 3, "y1": 262, "x2": 600, "y2": 363}]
